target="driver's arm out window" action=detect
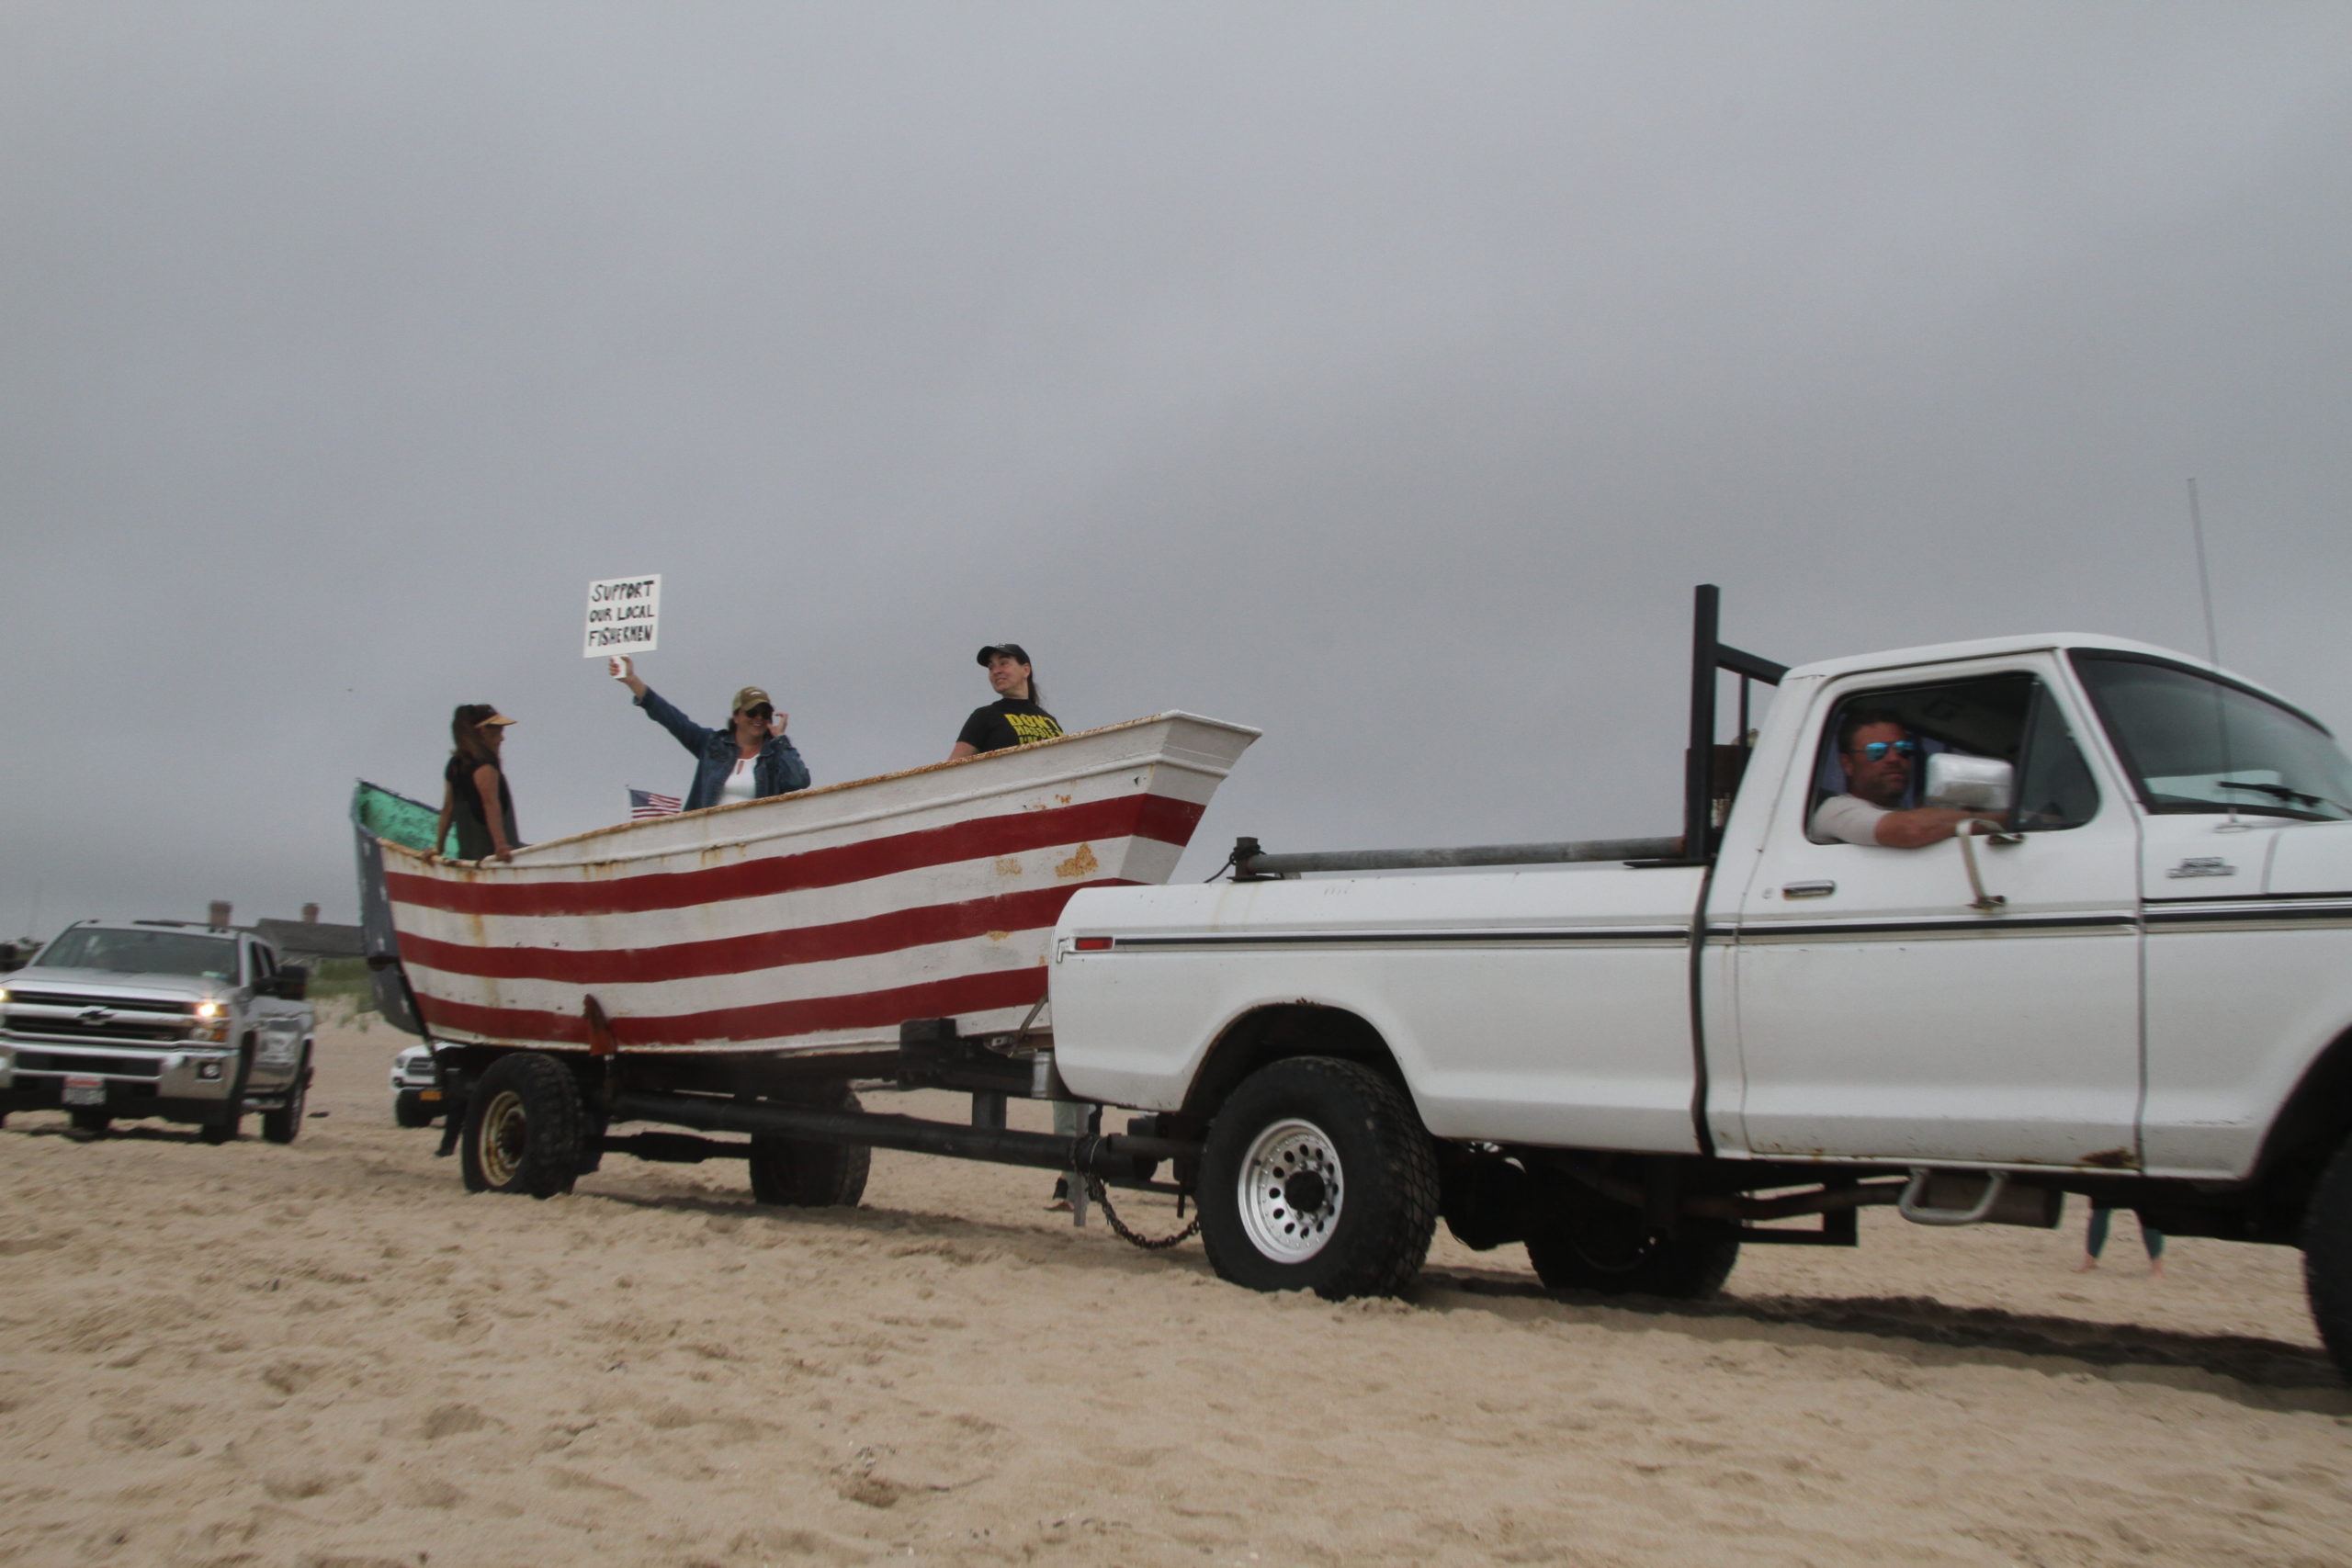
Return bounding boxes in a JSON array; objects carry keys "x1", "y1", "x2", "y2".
[{"x1": 1807, "y1": 674, "x2": 2097, "y2": 843}]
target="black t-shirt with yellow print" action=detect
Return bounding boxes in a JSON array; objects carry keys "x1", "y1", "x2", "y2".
[{"x1": 957, "y1": 698, "x2": 1063, "y2": 754}]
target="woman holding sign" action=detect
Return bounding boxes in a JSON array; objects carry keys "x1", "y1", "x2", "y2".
[{"x1": 609, "y1": 657, "x2": 810, "y2": 809}]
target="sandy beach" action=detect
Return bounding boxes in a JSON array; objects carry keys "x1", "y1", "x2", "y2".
[{"x1": 4, "y1": 1013, "x2": 2348, "y2": 1568}]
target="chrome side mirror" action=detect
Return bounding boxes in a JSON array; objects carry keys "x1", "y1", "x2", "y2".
[{"x1": 1924, "y1": 752, "x2": 2013, "y2": 813}]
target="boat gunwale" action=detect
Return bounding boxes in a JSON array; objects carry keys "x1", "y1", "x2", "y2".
[{"x1": 380, "y1": 709, "x2": 1259, "y2": 872}]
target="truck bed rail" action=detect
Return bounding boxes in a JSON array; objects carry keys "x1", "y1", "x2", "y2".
[{"x1": 1236, "y1": 835, "x2": 1682, "y2": 877}]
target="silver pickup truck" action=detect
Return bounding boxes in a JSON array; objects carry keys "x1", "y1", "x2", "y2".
[{"x1": 0, "y1": 919, "x2": 314, "y2": 1143}]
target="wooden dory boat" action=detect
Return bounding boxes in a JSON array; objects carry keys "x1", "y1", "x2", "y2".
[{"x1": 358, "y1": 712, "x2": 1257, "y2": 1057}]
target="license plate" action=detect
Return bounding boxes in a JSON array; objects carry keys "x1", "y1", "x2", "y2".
[{"x1": 62, "y1": 1076, "x2": 107, "y2": 1106}]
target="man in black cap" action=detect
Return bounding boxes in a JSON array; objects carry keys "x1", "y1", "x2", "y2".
[{"x1": 948, "y1": 642, "x2": 1063, "y2": 760}]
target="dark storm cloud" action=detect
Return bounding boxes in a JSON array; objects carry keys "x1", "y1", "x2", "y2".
[{"x1": 5, "y1": 3, "x2": 2348, "y2": 933}]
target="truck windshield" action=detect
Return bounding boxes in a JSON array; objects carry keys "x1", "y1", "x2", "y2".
[
  {"x1": 2073, "y1": 652, "x2": 2352, "y2": 823},
  {"x1": 35, "y1": 928, "x2": 241, "y2": 982}
]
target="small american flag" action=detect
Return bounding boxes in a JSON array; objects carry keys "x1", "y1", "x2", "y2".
[{"x1": 628, "y1": 788, "x2": 683, "y2": 820}]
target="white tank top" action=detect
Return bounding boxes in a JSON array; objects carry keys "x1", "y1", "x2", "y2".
[{"x1": 720, "y1": 756, "x2": 759, "y2": 803}]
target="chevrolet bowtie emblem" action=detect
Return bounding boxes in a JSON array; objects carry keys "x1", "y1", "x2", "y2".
[{"x1": 78, "y1": 1007, "x2": 117, "y2": 1023}]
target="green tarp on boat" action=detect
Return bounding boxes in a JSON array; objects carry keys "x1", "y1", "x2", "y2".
[
  {"x1": 352, "y1": 779, "x2": 456, "y2": 856},
  {"x1": 348, "y1": 779, "x2": 445, "y2": 1035}
]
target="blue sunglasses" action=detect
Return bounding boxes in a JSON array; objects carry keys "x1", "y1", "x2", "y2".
[{"x1": 1846, "y1": 739, "x2": 1917, "y2": 761}]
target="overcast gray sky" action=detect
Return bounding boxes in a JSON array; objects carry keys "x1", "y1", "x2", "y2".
[{"x1": 6, "y1": 3, "x2": 2348, "y2": 936}]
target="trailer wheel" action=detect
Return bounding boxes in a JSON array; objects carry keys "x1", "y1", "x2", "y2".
[
  {"x1": 394, "y1": 1091, "x2": 435, "y2": 1128},
  {"x1": 460, "y1": 1052, "x2": 585, "y2": 1199},
  {"x1": 2303, "y1": 1130, "x2": 2352, "y2": 1382},
  {"x1": 1198, "y1": 1056, "x2": 1439, "y2": 1301},
  {"x1": 261, "y1": 1057, "x2": 310, "y2": 1145},
  {"x1": 1524, "y1": 1205, "x2": 1740, "y2": 1300},
  {"x1": 749, "y1": 1089, "x2": 870, "y2": 1207}
]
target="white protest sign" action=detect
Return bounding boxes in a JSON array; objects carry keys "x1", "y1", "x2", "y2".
[{"x1": 583, "y1": 574, "x2": 662, "y2": 657}]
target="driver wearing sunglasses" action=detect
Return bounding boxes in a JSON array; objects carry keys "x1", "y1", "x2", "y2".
[{"x1": 1810, "y1": 707, "x2": 2006, "y2": 849}]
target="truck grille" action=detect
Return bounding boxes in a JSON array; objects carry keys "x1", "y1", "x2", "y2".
[
  {"x1": 4, "y1": 1017, "x2": 189, "y2": 1044},
  {"x1": 11, "y1": 1050, "x2": 168, "y2": 1079},
  {"x1": 2, "y1": 990, "x2": 201, "y2": 1046},
  {"x1": 2, "y1": 990, "x2": 199, "y2": 1015}
]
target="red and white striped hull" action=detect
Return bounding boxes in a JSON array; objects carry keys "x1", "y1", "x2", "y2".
[{"x1": 381, "y1": 713, "x2": 1257, "y2": 1055}]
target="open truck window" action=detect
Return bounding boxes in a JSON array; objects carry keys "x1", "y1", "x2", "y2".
[{"x1": 1806, "y1": 672, "x2": 2098, "y2": 843}]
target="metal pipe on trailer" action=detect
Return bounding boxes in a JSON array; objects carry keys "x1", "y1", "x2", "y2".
[{"x1": 605, "y1": 1089, "x2": 1199, "y2": 1179}]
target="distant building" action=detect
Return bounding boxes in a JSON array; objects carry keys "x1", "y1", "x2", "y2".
[{"x1": 250, "y1": 908, "x2": 366, "y2": 966}]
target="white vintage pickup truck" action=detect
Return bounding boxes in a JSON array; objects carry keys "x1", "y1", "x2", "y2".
[{"x1": 1048, "y1": 588, "x2": 2352, "y2": 1375}]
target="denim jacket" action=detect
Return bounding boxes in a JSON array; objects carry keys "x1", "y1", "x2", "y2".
[{"x1": 636, "y1": 686, "x2": 811, "y2": 810}]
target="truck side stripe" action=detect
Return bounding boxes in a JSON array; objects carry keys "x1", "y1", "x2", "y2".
[
  {"x1": 1098, "y1": 925, "x2": 1690, "y2": 949},
  {"x1": 1732, "y1": 913, "x2": 2139, "y2": 941}
]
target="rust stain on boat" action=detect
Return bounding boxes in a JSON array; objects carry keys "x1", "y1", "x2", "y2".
[
  {"x1": 2079, "y1": 1146, "x2": 2138, "y2": 1169},
  {"x1": 994, "y1": 857, "x2": 1023, "y2": 878},
  {"x1": 987, "y1": 930, "x2": 1012, "y2": 942},
  {"x1": 1056, "y1": 843, "x2": 1100, "y2": 879}
]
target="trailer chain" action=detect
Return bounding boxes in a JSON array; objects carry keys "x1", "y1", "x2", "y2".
[{"x1": 1084, "y1": 1176, "x2": 1202, "y2": 1251}]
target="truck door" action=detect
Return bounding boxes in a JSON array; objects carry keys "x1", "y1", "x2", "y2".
[
  {"x1": 2072, "y1": 650, "x2": 2352, "y2": 1178},
  {"x1": 1729, "y1": 662, "x2": 2143, "y2": 1168}
]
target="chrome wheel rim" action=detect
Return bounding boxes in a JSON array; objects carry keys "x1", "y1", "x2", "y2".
[
  {"x1": 479, "y1": 1089, "x2": 527, "y2": 1186},
  {"x1": 1236, "y1": 1117, "x2": 1342, "y2": 1262}
]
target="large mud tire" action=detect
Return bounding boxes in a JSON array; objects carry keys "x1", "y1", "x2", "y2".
[
  {"x1": 1198, "y1": 1056, "x2": 1439, "y2": 1301},
  {"x1": 749, "y1": 1089, "x2": 870, "y2": 1207},
  {"x1": 1525, "y1": 1207, "x2": 1741, "y2": 1300},
  {"x1": 460, "y1": 1052, "x2": 585, "y2": 1199},
  {"x1": 2302, "y1": 1132, "x2": 2352, "y2": 1382},
  {"x1": 261, "y1": 1058, "x2": 310, "y2": 1145}
]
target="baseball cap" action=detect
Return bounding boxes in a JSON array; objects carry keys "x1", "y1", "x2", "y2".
[
  {"x1": 731, "y1": 686, "x2": 773, "y2": 714},
  {"x1": 481, "y1": 712, "x2": 517, "y2": 727},
  {"x1": 976, "y1": 642, "x2": 1030, "y2": 666}
]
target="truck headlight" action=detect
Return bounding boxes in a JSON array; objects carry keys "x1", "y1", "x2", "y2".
[{"x1": 191, "y1": 1002, "x2": 230, "y2": 1043}]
